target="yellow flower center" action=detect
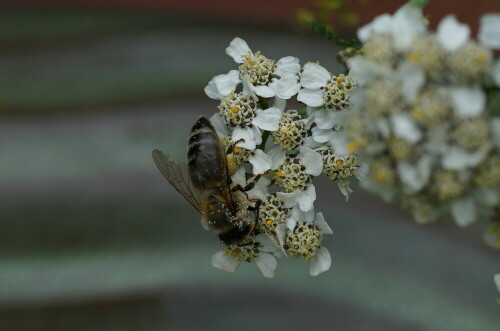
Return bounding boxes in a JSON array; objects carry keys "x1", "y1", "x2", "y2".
[
  {"x1": 373, "y1": 171, "x2": 386, "y2": 182},
  {"x1": 273, "y1": 172, "x2": 284, "y2": 178},
  {"x1": 408, "y1": 53, "x2": 420, "y2": 63},
  {"x1": 475, "y1": 53, "x2": 487, "y2": 63},
  {"x1": 412, "y1": 108, "x2": 424, "y2": 120},
  {"x1": 230, "y1": 107, "x2": 239, "y2": 113},
  {"x1": 231, "y1": 249, "x2": 241, "y2": 256},
  {"x1": 347, "y1": 141, "x2": 358, "y2": 153},
  {"x1": 266, "y1": 219, "x2": 273, "y2": 225},
  {"x1": 336, "y1": 159, "x2": 344, "y2": 167}
]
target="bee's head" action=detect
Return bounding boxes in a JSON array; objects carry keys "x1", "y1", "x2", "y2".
[{"x1": 218, "y1": 222, "x2": 254, "y2": 245}]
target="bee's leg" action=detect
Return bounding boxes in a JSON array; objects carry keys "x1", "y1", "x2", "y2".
[
  {"x1": 247, "y1": 198, "x2": 262, "y2": 212},
  {"x1": 226, "y1": 138, "x2": 245, "y2": 155},
  {"x1": 231, "y1": 172, "x2": 267, "y2": 193}
]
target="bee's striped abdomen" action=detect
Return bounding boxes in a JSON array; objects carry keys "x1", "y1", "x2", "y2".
[{"x1": 187, "y1": 117, "x2": 228, "y2": 193}]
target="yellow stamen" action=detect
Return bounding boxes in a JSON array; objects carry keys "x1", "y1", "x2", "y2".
[
  {"x1": 476, "y1": 53, "x2": 487, "y2": 63},
  {"x1": 231, "y1": 249, "x2": 241, "y2": 256},
  {"x1": 336, "y1": 159, "x2": 344, "y2": 167},
  {"x1": 230, "y1": 107, "x2": 239, "y2": 113},
  {"x1": 273, "y1": 172, "x2": 284, "y2": 178},
  {"x1": 246, "y1": 58, "x2": 255, "y2": 66},
  {"x1": 336, "y1": 77, "x2": 344, "y2": 84},
  {"x1": 373, "y1": 171, "x2": 386, "y2": 182},
  {"x1": 347, "y1": 141, "x2": 358, "y2": 153},
  {"x1": 233, "y1": 147, "x2": 240, "y2": 154},
  {"x1": 412, "y1": 108, "x2": 424, "y2": 120},
  {"x1": 284, "y1": 135, "x2": 292, "y2": 140},
  {"x1": 266, "y1": 219, "x2": 273, "y2": 225},
  {"x1": 408, "y1": 53, "x2": 420, "y2": 63}
]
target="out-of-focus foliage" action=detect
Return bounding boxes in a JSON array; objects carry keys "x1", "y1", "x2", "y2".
[{"x1": 297, "y1": 0, "x2": 369, "y2": 31}]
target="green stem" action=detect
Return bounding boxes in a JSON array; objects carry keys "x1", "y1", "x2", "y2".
[
  {"x1": 487, "y1": 91, "x2": 500, "y2": 115},
  {"x1": 407, "y1": 0, "x2": 430, "y2": 9}
]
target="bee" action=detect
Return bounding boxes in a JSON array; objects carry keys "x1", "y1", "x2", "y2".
[{"x1": 152, "y1": 116, "x2": 258, "y2": 245}]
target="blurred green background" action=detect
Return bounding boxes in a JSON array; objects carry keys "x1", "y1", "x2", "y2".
[{"x1": 0, "y1": 3, "x2": 499, "y2": 331}]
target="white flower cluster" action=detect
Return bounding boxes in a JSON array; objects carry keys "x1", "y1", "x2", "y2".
[
  {"x1": 205, "y1": 37, "x2": 360, "y2": 277},
  {"x1": 342, "y1": 7, "x2": 500, "y2": 241}
]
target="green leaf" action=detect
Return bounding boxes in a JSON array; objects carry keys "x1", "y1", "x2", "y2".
[
  {"x1": 307, "y1": 20, "x2": 361, "y2": 49},
  {"x1": 407, "y1": 0, "x2": 431, "y2": 9}
]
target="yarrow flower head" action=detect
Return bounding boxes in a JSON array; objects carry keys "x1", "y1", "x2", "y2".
[
  {"x1": 203, "y1": 37, "x2": 361, "y2": 277},
  {"x1": 341, "y1": 6, "x2": 500, "y2": 243}
]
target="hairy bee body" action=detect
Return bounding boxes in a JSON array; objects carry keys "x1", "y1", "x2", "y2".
[{"x1": 153, "y1": 117, "x2": 255, "y2": 245}]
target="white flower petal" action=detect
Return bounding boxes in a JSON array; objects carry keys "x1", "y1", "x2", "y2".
[
  {"x1": 226, "y1": 37, "x2": 251, "y2": 63},
  {"x1": 246, "y1": 176, "x2": 270, "y2": 201},
  {"x1": 300, "y1": 147, "x2": 323, "y2": 176},
  {"x1": 273, "y1": 73, "x2": 301, "y2": 100},
  {"x1": 276, "y1": 190, "x2": 301, "y2": 208},
  {"x1": 232, "y1": 126, "x2": 256, "y2": 150},
  {"x1": 303, "y1": 136, "x2": 325, "y2": 149},
  {"x1": 376, "y1": 118, "x2": 391, "y2": 138},
  {"x1": 451, "y1": 197, "x2": 476, "y2": 227},
  {"x1": 209, "y1": 113, "x2": 230, "y2": 137},
  {"x1": 204, "y1": 78, "x2": 221, "y2": 99},
  {"x1": 437, "y1": 15, "x2": 470, "y2": 51},
  {"x1": 492, "y1": 60, "x2": 500, "y2": 87},
  {"x1": 297, "y1": 88, "x2": 325, "y2": 107},
  {"x1": 391, "y1": 114, "x2": 422, "y2": 143},
  {"x1": 300, "y1": 62, "x2": 330, "y2": 89},
  {"x1": 310, "y1": 246, "x2": 331, "y2": 276},
  {"x1": 304, "y1": 208, "x2": 316, "y2": 223},
  {"x1": 285, "y1": 212, "x2": 297, "y2": 231},
  {"x1": 249, "y1": 149, "x2": 273, "y2": 174},
  {"x1": 252, "y1": 107, "x2": 281, "y2": 131},
  {"x1": 479, "y1": 14, "x2": 500, "y2": 49},
  {"x1": 241, "y1": 75, "x2": 258, "y2": 101},
  {"x1": 256, "y1": 233, "x2": 281, "y2": 256},
  {"x1": 273, "y1": 96, "x2": 287, "y2": 111},
  {"x1": 276, "y1": 223, "x2": 289, "y2": 250},
  {"x1": 357, "y1": 13, "x2": 393, "y2": 42},
  {"x1": 348, "y1": 56, "x2": 392, "y2": 85},
  {"x1": 442, "y1": 146, "x2": 489, "y2": 170},
  {"x1": 211, "y1": 251, "x2": 238, "y2": 272},
  {"x1": 276, "y1": 56, "x2": 301, "y2": 76},
  {"x1": 312, "y1": 127, "x2": 333, "y2": 143},
  {"x1": 212, "y1": 70, "x2": 241, "y2": 97},
  {"x1": 254, "y1": 253, "x2": 277, "y2": 278},
  {"x1": 252, "y1": 126, "x2": 262, "y2": 147},
  {"x1": 314, "y1": 212, "x2": 333, "y2": 234},
  {"x1": 268, "y1": 147, "x2": 286, "y2": 169},
  {"x1": 397, "y1": 61, "x2": 424, "y2": 102},
  {"x1": 231, "y1": 166, "x2": 246, "y2": 186},
  {"x1": 392, "y1": 6, "x2": 426, "y2": 51},
  {"x1": 313, "y1": 109, "x2": 335, "y2": 129},
  {"x1": 200, "y1": 216, "x2": 209, "y2": 230},
  {"x1": 425, "y1": 126, "x2": 449, "y2": 154},
  {"x1": 450, "y1": 87, "x2": 485, "y2": 117},
  {"x1": 397, "y1": 156, "x2": 433, "y2": 193},
  {"x1": 254, "y1": 85, "x2": 276, "y2": 98},
  {"x1": 298, "y1": 184, "x2": 316, "y2": 212},
  {"x1": 338, "y1": 182, "x2": 353, "y2": 201},
  {"x1": 328, "y1": 132, "x2": 350, "y2": 156}
]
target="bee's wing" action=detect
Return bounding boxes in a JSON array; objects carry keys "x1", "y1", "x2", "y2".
[{"x1": 152, "y1": 149, "x2": 202, "y2": 213}]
